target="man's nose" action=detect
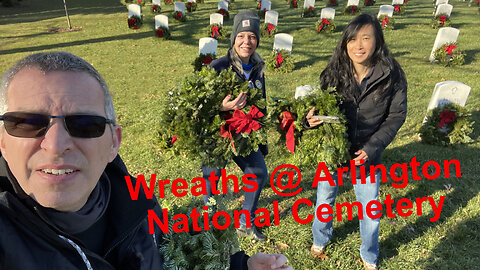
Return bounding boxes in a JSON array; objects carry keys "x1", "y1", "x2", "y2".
[{"x1": 40, "y1": 119, "x2": 74, "y2": 155}]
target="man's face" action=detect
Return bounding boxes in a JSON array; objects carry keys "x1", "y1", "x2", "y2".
[{"x1": 0, "y1": 67, "x2": 121, "y2": 211}]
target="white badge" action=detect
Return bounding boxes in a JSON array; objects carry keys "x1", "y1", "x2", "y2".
[{"x1": 242, "y1": 20, "x2": 250, "y2": 27}]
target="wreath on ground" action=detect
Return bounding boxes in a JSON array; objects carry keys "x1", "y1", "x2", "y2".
[
  {"x1": 302, "y1": 6, "x2": 316, "y2": 17},
  {"x1": 327, "y1": 0, "x2": 338, "y2": 7},
  {"x1": 378, "y1": 15, "x2": 395, "y2": 30},
  {"x1": 316, "y1": 18, "x2": 335, "y2": 34},
  {"x1": 218, "y1": 8, "x2": 230, "y2": 20},
  {"x1": 268, "y1": 88, "x2": 350, "y2": 170},
  {"x1": 186, "y1": 1, "x2": 197, "y2": 12},
  {"x1": 207, "y1": 23, "x2": 225, "y2": 39},
  {"x1": 469, "y1": 0, "x2": 479, "y2": 6},
  {"x1": 159, "y1": 67, "x2": 267, "y2": 168},
  {"x1": 173, "y1": 11, "x2": 186, "y2": 22},
  {"x1": 260, "y1": 23, "x2": 278, "y2": 38},
  {"x1": 431, "y1": 13, "x2": 451, "y2": 29},
  {"x1": 266, "y1": 49, "x2": 294, "y2": 73},
  {"x1": 159, "y1": 197, "x2": 240, "y2": 270},
  {"x1": 155, "y1": 26, "x2": 171, "y2": 39},
  {"x1": 393, "y1": 4, "x2": 405, "y2": 15},
  {"x1": 419, "y1": 103, "x2": 474, "y2": 146},
  {"x1": 258, "y1": 8, "x2": 268, "y2": 18},
  {"x1": 192, "y1": 53, "x2": 216, "y2": 71},
  {"x1": 289, "y1": 0, "x2": 298, "y2": 8},
  {"x1": 152, "y1": 4, "x2": 161, "y2": 13},
  {"x1": 364, "y1": 0, "x2": 375, "y2": 6},
  {"x1": 343, "y1": 5, "x2": 361, "y2": 15},
  {"x1": 127, "y1": 15, "x2": 143, "y2": 29},
  {"x1": 163, "y1": 0, "x2": 173, "y2": 5},
  {"x1": 433, "y1": 42, "x2": 465, "y2": 67}
]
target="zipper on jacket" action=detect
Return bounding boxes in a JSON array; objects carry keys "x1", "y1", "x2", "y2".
[{"x1": 59, "y1": 235, "x2": 94, "y2": 270}]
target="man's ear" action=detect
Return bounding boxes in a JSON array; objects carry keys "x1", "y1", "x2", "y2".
[
  {"x1": 109, "y1": 125, "x2": 122, "y2": 162},
  {"x1": 0, "y1": 130, "x2": 7, "y2": 160}
]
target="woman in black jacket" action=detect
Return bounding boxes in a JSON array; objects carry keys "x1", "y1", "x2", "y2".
[{"x1": 306, "y1": 14, "x2": 407, "y2": 270}]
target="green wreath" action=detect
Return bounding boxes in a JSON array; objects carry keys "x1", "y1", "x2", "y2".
[
  {"x1": 257, "y1": 8, "x2": 268, "y2": 18},
  {"x1": 266, "y1": 49, "x2": 294, "y2": 73},
  {"x1": 302, "y1": 6, "x2": 316, "y2": 17},
  {"x1": 186, "y1": 1, "x2": 197, "y2": 12},
  {"x1": 289, "y1": 0, "x2": 298, "y2": 8},
  {"x1": 260, "y1": 23, "x2": 278, "y2": 38},
  {"x1": 378, "y1": 15, "x2": 395, "y2": 30},
  {"x1": 127, "y1": 15, "x2": 143, "y2": 29},
  {"x1": 315, "y1": 18, "x2": 335, "y2": 34},
  {"x1": 151, "y1": 4, "x2": 161, "y2": 13},
  {"x1": 218, "y1": 9, "x2": 230, "y2": 20},
  {"x1": 364, "y1": 0, "x2": 375, "y2": 6},
  {"x1": 172, "y1": 11, "x2": 187, "y2": 22},
  {"x1": 159, "y1": 67, "x2": 267, "y2": 168},
  {"x1": 433, "y1": 42, "x2": 465, "y2": 67},
  {"x1": 192, "y1": 53, "x2": 216, "y2": 72},
  {"x1": 268, "y1": 88, "x2": 350, "y2": 170},
  {"x1": 326, "y1": 0, "x2": 338, "y2": 7},
  {"x1": 155, "y1": 26, "x2": 171, "y2": 39},
  {"x1": 163, "y1": 0, "x2": 173, "y2": 5},
  {"x1": 431, "y1": 13, "x2": 451, "y2": 29},
  {"x1": 393, "y1": 4, "x2": 405, "y2": 15},
  {"x1": 207, "y1": 23, "x2": 226, "y2": 39},
  {"x1": 343, "y1": 5, "x2": 361, "y2": 15},
  {"x1": 419, "y1": 103, "x2": 474, "y2": 146}
]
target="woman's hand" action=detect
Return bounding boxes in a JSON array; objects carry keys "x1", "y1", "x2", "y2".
[
  {"x1": 306, "y1": 107, "x2": 323, "y2": 127},
  {"x1": 220, "y1": 92, "x2": 248, "y2": 111},
  {"x1": 353, "y1": 149, "x2": 368, "y2": 165},
  {"x1": 247, "y1": 253, "x2": 293, "y2": 270}
]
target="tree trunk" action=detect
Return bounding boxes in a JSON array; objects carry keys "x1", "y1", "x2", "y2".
[{"x1": 63, "y1": 0, "x2": 72, "y2": 29}]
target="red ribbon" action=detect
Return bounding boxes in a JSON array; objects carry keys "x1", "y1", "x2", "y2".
[
  {"x1": 202, "y1": 55, "x2": 212, "y2": 65},
  {"x1": 171, "y1": 136, "x2": 178, "y2": 145},
  {"x1": 330, "y1": 0, "x2": 335, "y2": 4},
  {"x1": 167, "y1": 0, "x2": 172, "y2": 3},
  {"x1": 220, "y1": 9, "x2": 226, "y2": 15},
  {"x1": 292, "y1": 0, "x2": 297, "y2": 7},
  {"x1": 438, "y1": 109, "x2": 456, "y2": 129},
  {"x1": 444, "y1": 45, "x2": 457, "y2": 55},
  {"x1": 365, "y1": 0, "x2": 370, "y2": 4},
  {"x1": 394, "y1": 5, "x2": 400, "y2": 12},
  {"x1": 152, "y1": 5, "x2": 158, "y2": 12},
  {"x1": 477, "y1": 0, "x2": 479, "y2": 4},
  {"x1": 318, "y1": 18, "x2": 330, "y2": 32},
  {"x1": 382, "y1": 17, "x2": 389, "y2": 28},
  {"x1": 128, "y1": 18, "x2": 139, "y2": 29},
  {"x1": 225, "y1": 105, "x2": 264, "y2": 134},
  {"x1": 439, "y1": 15, "x2": 447, "y2": 24},
  {"x1": 258, "y1": 1, "x2": 262, "y2": 9},
  {"x1": 138, "y1": 0, "x2": 142, "y2": 3},
  {"x1": 308, "y1": 6, "x2": 313, "y2": 12},
  {"x1": 279, "y1": 111, "x2": 295, "y2": 153},
  {"x1": 211, "y1": 26, "x2": 219, "y2": 38},
  {"x1": 404, "y1": 0, "x2": 407, "y2": 3},
  {"x1": 156, "y1": 29, "x2": 164, "y2": 37},
  {"x1": 188, "y1": 2, "x2": 193, "y2": 8},
  {"x1": 267, "y1": 23, "x2": 275, "y2": 35},
  {"x1": 275, "y1": 53, "x2": 284, "y2": 67},
  {"x1": 351, "y1": 5, "x2": 357, "y2": 14},
  {"x1": 176, "y1": 11, "x2": 182, "y2": 20}
]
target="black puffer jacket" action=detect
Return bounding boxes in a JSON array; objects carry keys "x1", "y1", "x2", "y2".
[{"x1": 0, "y1": 155, "x2": 249, "y2": 270}]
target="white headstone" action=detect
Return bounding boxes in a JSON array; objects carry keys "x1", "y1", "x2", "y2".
[
  {"x1": 377, "y1": 5, "x2": 394, "y2": 18},
  {"x1": 210, "y1": 13, "x2": 224, "y2": 26},
  {"x1": 321, "y1": 8, "x2": 336, "y2": 20},
  {"x1": 347, "y1": 0, "x2": 360, "y2": 6},
  {"x1": 199, "y1": 37, "x2": 218, "y2": 55},
  {"x1": 391, "y1": 0, "x2": 403, "y2": 5},
  {"x1": 429, "y1": 27, "x2": 459, "y2": 62},
  {"x1": 128, "y1": 4, "x2": 142, "y2": 18},
  {"x1": 260, "y1": 0, "x2": 272, "y2": 11},
  {"x1": 435, "y1": 3, "x2": 453, "y2": 17},
  {"x1": 426, "y1": 81, "x2": 471, "y2": 111},
  {"x1": 265, "y1": 10, "x2": 279, "y2": 26},
  {"x1": 435, "y1": 0, "x2": 448, "y2": 6},
  {"x1": 273, "y1": 33, "x2": 294, "y2": 52},
  {"x1": 155, "y1": 15, "x2": 169, "y2": 29},
  {"x1": 304, "y1": 0, "x2": 315, "y2": 9},
  {"x1": 152, "y1": 0, "x2": 162, "y2": 6},
  {"x1": 174, "y1": 2, "x2": 186, "y2": 15},
  {"x1": 295, "y1": 85, "x2": 314, "y2": 99},
  {"x1": 218, "y1": 0, "x2": 229, "y2": 11}
]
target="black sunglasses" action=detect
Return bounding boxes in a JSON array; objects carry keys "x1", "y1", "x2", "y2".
[{"x1": 0, "y1": 112, "x2": 115, "y2": 138}]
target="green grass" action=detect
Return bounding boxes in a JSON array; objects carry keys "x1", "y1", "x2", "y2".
[{"x1": 1, "y1": 0, "x2": 479, "y2": 269}]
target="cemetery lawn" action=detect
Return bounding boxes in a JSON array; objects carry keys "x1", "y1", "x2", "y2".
[{"x1": 1, "y1": 0, "x2": 479, "y2": 269}]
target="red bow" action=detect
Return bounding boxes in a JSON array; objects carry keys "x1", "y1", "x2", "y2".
[
  {"x1": 128, "y1": 18, "x2": 139, "y2": 29},
  {"x1": 351, "y1": 5, "x2": 357, "y2": 14},
  {"x1": 188, "y1": 2, "x2": 193, "y2": 8},
  {"x1": 444, "y1": 45, "x2": 456, "y2": 55},
  {"x1": 404, "y1": 0, "x2": 407, "y2": 3},
  {"x1": 137, "y1": 0, "x2": 142, "y2": 3},
  {"x1": 308, "y1": 6, "x2": 313, "y2": 12},
  {"x1": 156, "y1": 29, "x2": 164, "y2": 37},
  {"x1": 211, "y1": 26, "x2": 219, "y2": 38},
  {"x1": 318, "y1": 18, "x2": 330, "y2": 32},
  {"x1": 202, "y1": 55, "x2": 212, "y2": 65},
  {"x1": 152, "y1": 5, "x2": 158, "y2": 12},
  {"x1": 275, "y1": 53, "x2": 284, "y2": 67},
  {"x1": 394, "y1": 5, "x2": 400, "y2": 12},
  {"x1": 258, "y1": 1, "x2": 262, "y2": 9},
  {"x1": 176, "y1": 12, "x2": 183, "y2": 20},
  {"x1": 167, "y1": 0, "x2": 172, "y2": 3},
  {"x1": 279, "y1": 111, "x2": 295, "y2": 153},
  {"x1": 366, "y1": 0, "x2": 370, "y2": 4},
  {"x1": 267, "y1": 23, "x2": 275, "y2": 35},
  {"x1": 220, "y1": 9, "x2": 226, "y2": 15},
  {"x1": 292, "y1": 0, "x2": 297, "y2": 7},
  {"x1": 330, "y1": 0, "x2": 335, "y2": 4},
  {"x1": 225, "y1": 105, "x2": 263, "y2": 134},
  {"x1": 382, "y1": 17, "x2": 389, "y2": 28},
  {"x1": 439, "y1": 15, "x2": 447, "y2": 24},
  {"x1": 171, "y1": 136, "x2": 178, "y2": 145},
  {"x1": 477, "y1": 0, "x2": 479, "y2": 4},
  {"x1": 438, "y1": 109, "x2": 456, "y2": 129}
]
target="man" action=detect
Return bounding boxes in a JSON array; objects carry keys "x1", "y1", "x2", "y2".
[{"x1": 0, "y1": 52, "x2": 292, "y2": 270}]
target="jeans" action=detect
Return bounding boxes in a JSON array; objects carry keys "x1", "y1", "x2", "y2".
[
  {"x1": 312, "y1": 173, "x2": 380, "y2": 265},
  {"x1": 202, "y1": 149, "x2": 268, "y2": 226}
]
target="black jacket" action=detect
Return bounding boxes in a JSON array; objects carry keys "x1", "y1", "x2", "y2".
[{"x1": 0, "y1": 155, "x2": 249, "y2": 269}]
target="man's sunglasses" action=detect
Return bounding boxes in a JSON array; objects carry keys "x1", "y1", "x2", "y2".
[{"x1": 0, "y1": 112, "x2": 115, "y2": 138}]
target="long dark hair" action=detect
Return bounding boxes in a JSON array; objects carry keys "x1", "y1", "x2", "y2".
[{"x1": 320, "y1": 14, "x2": 403, "y2": 100}]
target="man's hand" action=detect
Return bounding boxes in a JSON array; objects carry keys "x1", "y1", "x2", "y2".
[
  {"x1": 247, "y1": 253, "x2": 293, "y2": 270},
  {"x1": 220, "y1": 92, "x2": 248, "y2": 111},
  {"x1": 353, "y1": 149, "x2": 368, "y2": 165},
  {"x1": 306, "y1": 107, "x2": 323, "y2": 128}
]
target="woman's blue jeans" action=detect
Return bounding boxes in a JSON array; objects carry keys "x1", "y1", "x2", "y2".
[{"x1": 312, "y1": 173, "x2": 380, "y2": 265}]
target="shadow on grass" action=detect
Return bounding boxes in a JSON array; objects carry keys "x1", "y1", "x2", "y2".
[{"x1": 463, "y1": 49, "x2": 480, "y2": 65}]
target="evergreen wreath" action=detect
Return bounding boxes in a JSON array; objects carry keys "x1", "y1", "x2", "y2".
[
  {"x1": 186, "y1": 1, "x2": 197, "y2": 12},
  {"x1": 257, "y1": 8, "x2": 268, "y2": 18},
  {"x1": 192, "y1": 53, "x2": 216, "y2": 71},
  {"x1": 327, "y1": 0, "x2": 338, "y2": 7},
  {"x1": 164, "y1": 0, "x2": 173, "y2": 4},
  {"x1": 289, "y1": 0, "x2": 298, "y2": 8},
  {"x1": 419, "y1": 103, "x2": 474, "y2": 146},
  {"x1": 302, "y1": 6, "x2": 316, "y2": 17},
  {"x1": 266, "y1": 49, "x2": 294, "y2": 73},
  {"x1": 218, "y1": 8, "x2": 230, "y2": 20},
  {"x1": 159, "y1": 197, "x2": 240, "y2": 270},
  {"x1": 431, "y1": 13, "x2": 451, "y2": 29},
  {"x1": 315, "y1": 18, "x2": 335, "y2": 34},
  {"x1": 207, "y1": 23, "x2": 226, "y2": 39},
  {"x1": 343, "y1": 5, "x2": 361, "y2": 15},
  {"x1": 268, "y1": 88, "x2": 350, "y2": 170},
  {"x1": 364, "y1": 0, "x2": 375, "y2": 6},
  {"x1": 159, "y1": 67, "x2": 268, "y2": 168},
  {"x1": 393, "y1": 4, "x2": 405, "y2": 15},
  {"x1": 433, "y1": 42, "x2": 465, "y2": 67},
  {"x1": 127, "y1": 15, "x2": 143, "y2": 29},
  {"x1": 173, "y1": 11, "x2": 187, "y2": 22},
  {"x1": 152, "y1": 4, "x2": 161, "y2": 13},
  {"x1": 378, "y1": 15, "x2": 395, "y2": 30},
  {"x1": 260, "y1": 23, "x2": 278, "y2": 38},
  {"x1": 155, "y1": 26, "x2": 171, "y2": 39}
]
